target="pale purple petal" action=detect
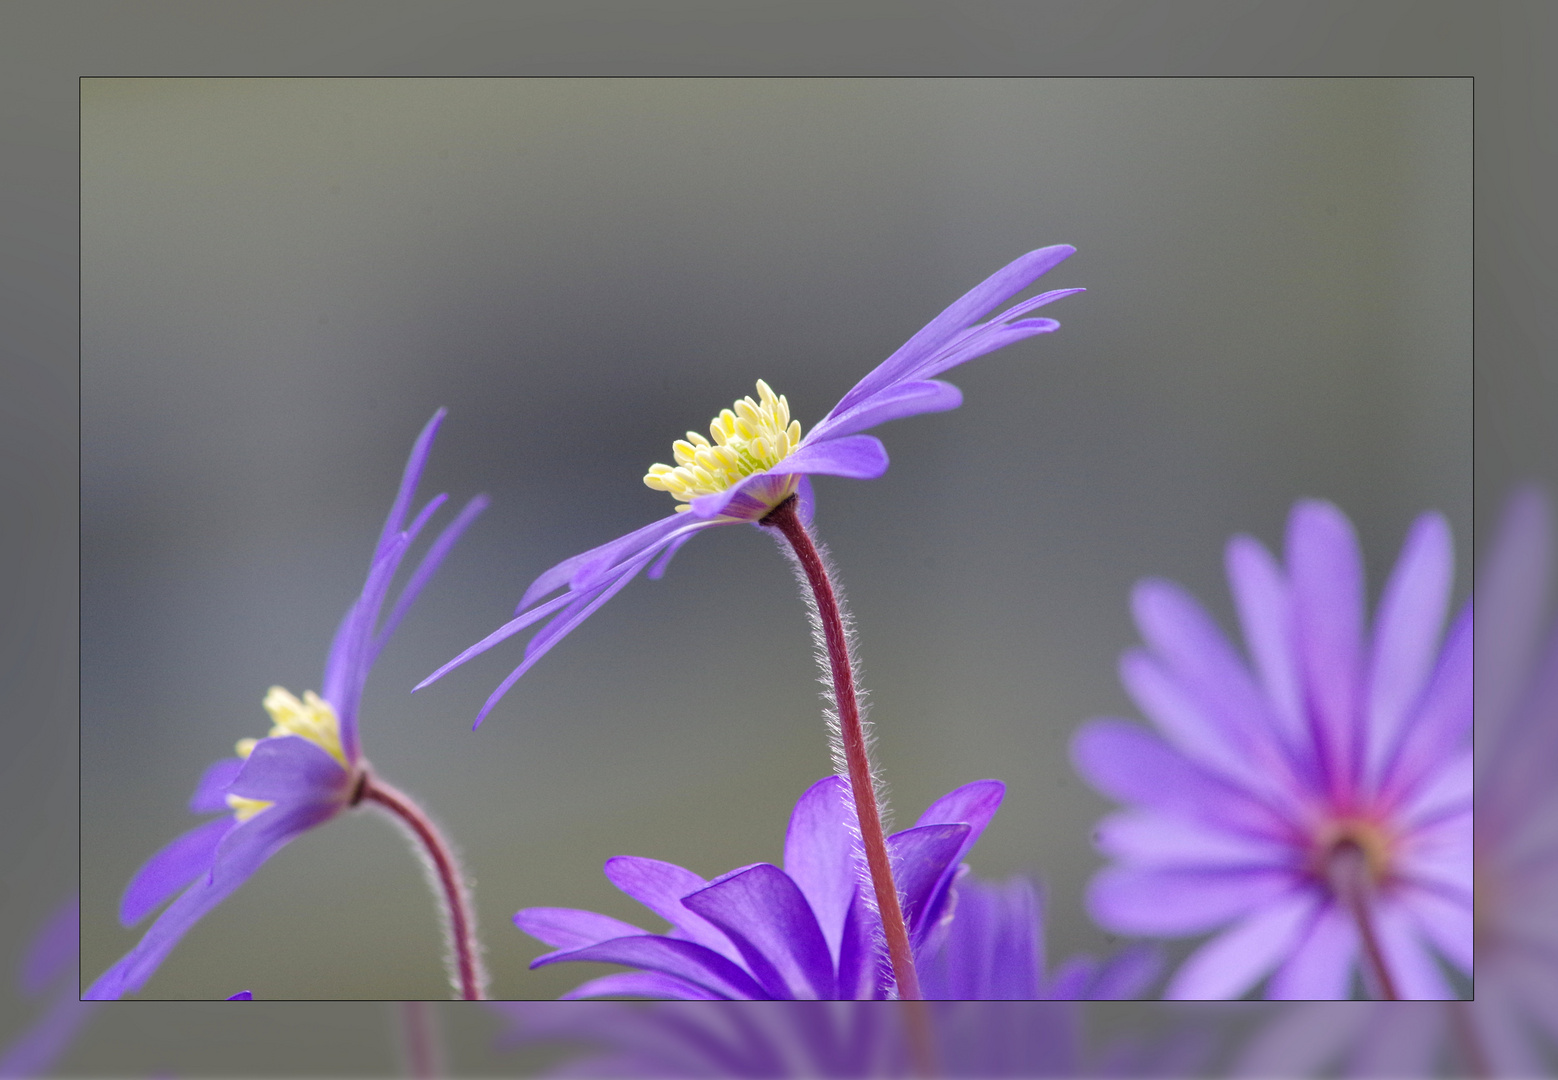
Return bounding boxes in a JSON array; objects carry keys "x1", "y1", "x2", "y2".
[
  {"x1": 646, "y1": 528, "x2": 698, "y2": 580},
  {"x1": 1070, "y1": 719, "x2": 1289, "y2": 838},
  {"x1": 188, "y1": 758, "x2": 244, "y2": 813},
  {"x1": 680, "y1": 864, "x2": 835, "y2": 1000},
  {"x1": 1224, "y1": 535, "x2": 1312, "y2": 764},
  {"x1": 225, "y1": 735, "x2": 350, "y2": 805},
  {"x1": 373, "y1": 407, "x2": 446, "y2": 558},
  {"x1": 1166, "y1": 889, "x2": 1318, "y2": 999},
  {"x1": 514, "y1": 907, "x2": 648, "y2": 951},
  {"x1": 910, "y1": 779, "x2": 1005, "y2": 932},
  {"x1": 371, "y1": 493, "x2": 489, "y2": 662},
  {"x1": 795, "y1": 474, "x2": 816, "y2": 527},
  {"x1": 830, "y1": 245, "x2": 1076, "y2": 416},
  {"x1": 882, "y1": 823, "x2": 971, "y2": 942},
  {"x1": 781, "y1": 776, "x2": 860, "y2": 966},
  {"x1": 1476, "y1": 486, "x2": 1553, "y2": 751},
  {"x1": 1092, "y1": 811, "x2": 1288, "y2": 870},
  {"x1": 20, "y1": 897, "x2": 78, "y2": 996},
  {"x1": 520, "y1": 514, "x2": 688, "y2": 609},
  {"x1": 1395, "y1": 886, "x2": 1472, "y2": 973},
  {"x1": 1083, "y1": 943, "x2": 1164, "y2": 1000},
  {"x1": 413, "y1": 591, "x2": 575, "y2": 691},
  {"x1": 118, "y1": 816, "x2": 234, "y2": 926},
  {"x1": 1394, "y1": 749, "x2": 1471, "y2": 829},
  {"x1": 834, "y1": 892, "x2": 880, "y2": 1000},
  {"x1": 920, "y1": 875, "x2": 1040, "y2": 1000},
  {"x1": 561, "y1": 971, "x2": 721, "y2": 1001},
  {"x1": 1364, "y1": 512, "x2": 1453, "y2": 785},
  {"x1": 87, "y1": 802, "x2": 330, "y2": 999},
  {"x1": 1088, "y1": 865, "x2": 1293, "y2": 937},
  {"x1": 1373, "y1": 897, "x2": 1455, "y2": 999},
  {"x1": 1264, "y1": 900, "x2": 1355, "y2": 999},
  {"x1": 903, "y1": 311, "x2": 1066, "y2": 384},
  {"x1": 805, "y1": 380, "x2": 963, "y2": 444},
  {"x1": 530, "y1": 935, "x2": 768, "y2": 1001},
  {"x1": 0, "y1": 983, "x2": 96, "y2": 1080},
  {"x1": 1384, "y1": 600, "x2": 1472, "y2": 799},
  {"x1": 1230, "y1": 1002, "x2": 1372, "y2": 1078},
  {"x1": 1287, "y1": 499, "x2": 1366, "y2": 790},
  {"x1": 601, "y1": 857, "x2": 735, "y2": 959},
  {"x1": 226, "y1": 990, "x2": 252, "y2": 1000}
]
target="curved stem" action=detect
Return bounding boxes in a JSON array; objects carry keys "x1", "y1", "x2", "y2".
[
  {"x1": 397, "y1": 999, "x2": 444, "y2": 1078},
  {"x1": 359, "y1": 772, "x2": 486, "y2": 1000},
  {"x1": 761, "y1": 496, "x2": 923, "y2": 1001},
  {"x1": 1326, "y1": 841, "x2": 1399, "y2": 1000}
]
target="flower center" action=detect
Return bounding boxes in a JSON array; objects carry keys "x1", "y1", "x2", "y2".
[
  {"x1": 1312, "y1": 816, "x2": 1395, "y2": 889},
  {"x1": 644, "y1": 380, "x2": 803, "y2": 510},
  {"x1": 225, "y1": 687, "x2": 348, "y2": 822}
]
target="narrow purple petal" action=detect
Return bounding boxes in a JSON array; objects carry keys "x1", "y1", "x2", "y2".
[
  {"x1": 920, "y1": 875, "x2": 1041, "y2": 1000},
  {"x1": 680, "y1": 864, "x2": 835, "y2": 1000},
  {"x1": 371, "y1": 493, "x2": 490, "y2": 662},
  {"x1": 188, "y1": 758, "x2": 244, "y2": 814},
  {"x1": 601, "y1": 857, "x2": 735, "y2": 959},
  {"x1": 1384, "y1": 600, "x2": 1472, "y2": 800},
  {"x1": 513, "y1": 907, "x2": 647, "y2": 951},
  {"x1": 782, "y1": 776, "x2": 860, "y2": 967},
  {"x1": 883, "y1": 823, "x2": 971, "y2": 943},
  {"x1": 86, "y1": 803, "x2": 329, "y2": 999},
  {"x1": 684, "y1": 436, "x2": 890, "y2": 521},
  {"x1": 374, "y1": 408, "x2": 446, "y2": 559},
  {"x1": 1166, "y1": 889, "x2": 1318, "y2": 999},
  {"x1": 834, "y1": 892, "x2": 881, "y2": 1000},
  {"x1": 1092, "y1": 811, "x2": 1288, "y2": 870},
  {"x1": 1364, "y1": 512, "x2": 1454, "y2": 785},
  {"x1": 0, "y1": 983, "x2": 96, "y2": 1080},
  {"x1": 519, "y1": 514, "x2": 687, "y2": 609},
  {"x1": 795, "y1": 474, "x2": 816, "y2": 526},
  {"x1": 225, "y1": 735, "x2": 350, "y2": 805},
  {"x1": 1224, "y1": 534, "x2": 1312, "y2": 764},
  {"x1": 1087, "y1": 865, "x2": 1293, "y2": 936},
  {"x1": 20, "y1": 897, "x2": 78, "y2": 997},
  {"x1": 226, "y1": 990, "x2": 252, "y2": 1000},
  {"x1": 119, "y1": 816, "x2": 234, "y2": 926},
  {"x1": 413, "y1": 591, "x2": 575, "y2": 691},
  {"x1": 1287, "y1": 499, "x2": 1367, "y2": 791},
  {"x1": 1083, "y1": 943, "x2": 1164, "y2": 1000},
  {"x1": 646, "y1": 528, "x2": 698, "y2": 580},
  {"x1": 560, "y1": 971, "x2": 721, "y2": 1001},
  {"x1": 901, "y1": 308, "x2": 1068, "y2": 385},
  {"x1": 324, "y1": 529, "x2": 411, "y2": 760},
  {"x1": 1395, "y1": 886, "x2": 1472, "y2": 974},
  {"x1": 805, "y1": 379, "x2": 963, "y2": 445},
  {"x1": 1374, "y1": 898, "x2": 1454, "y2": 999},
  {"x1": 530, "y1": 935, "x2": 769, "y2": 1001},
  {"x1": 1264, "y1": 901, "x2": 1355, "y2": 999},
  {"x1": 830, "y1": 245, "x2": 1076, "y2": 416}
]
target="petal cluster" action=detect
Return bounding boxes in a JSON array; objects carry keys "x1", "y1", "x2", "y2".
[
  {"x1": 86, "y1": 409, "x2": 485, "y2": 1000},
  {"x1": 421, "y1": 246, "x2": 1082, "y2": 726},
  {"x1": 515, "y1": 776, "x2": 1004, "y2": 1000},
  {"x1": 1071, "y1": 500, "x2": 1471, "y2": 999}
]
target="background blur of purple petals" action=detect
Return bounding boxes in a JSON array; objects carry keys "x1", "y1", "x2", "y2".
[{"x1": 5, "y1": 2, "x2": 1549, "y2": 1077}]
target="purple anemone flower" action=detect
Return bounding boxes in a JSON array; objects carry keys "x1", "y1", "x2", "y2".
[
  {"x1": 515, "y1": 775, "x2": 1005, "y2": 1000},
  {"x1": 86, "y1": 410, "x2": 486, "y2": 999},
  {"x1": 1072, "y1": 499, "x2": 1471, "y2": 999},
  {"x1": 418, "y1": 246, "x2": 1082, "y2": 725}
]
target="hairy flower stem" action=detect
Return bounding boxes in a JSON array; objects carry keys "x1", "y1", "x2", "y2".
[
  {"x1": 761, "y1": 495, "x2": 923, "y2": 1001},
  {"x1": 359, "y1": 773, "x2": 486, "y2": 1000},
  {"x1": 1326, "y1": 841, "x2": 1399, "y2": 1000},
  {"x1": 397, "y1": 1000, "x2": 444, "y2": 1079}
]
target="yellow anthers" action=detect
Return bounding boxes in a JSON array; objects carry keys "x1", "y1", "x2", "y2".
[
  {"x1": 644, "y1": 380, "x2": 803, "y2": 509},
  {"x1": 233, "y1": 686, "x2": 349, "y2": 771},
  {"x1": 225, "y1": 794, "x2": 273, "y2": 822}
]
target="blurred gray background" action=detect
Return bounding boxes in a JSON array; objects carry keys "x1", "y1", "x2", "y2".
[{"x1": 79, "y1": 77, "x2": 1471, "y2": 1003}]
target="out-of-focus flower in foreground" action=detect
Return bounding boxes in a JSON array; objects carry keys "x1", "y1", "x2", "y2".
[
  {"x1": 1073, "y1": 500, "x2": 1470, "y2": 998},
  {"x1": 515, "y1": 776, "x2": 1004, "y2": 1000},
  {"x1": 87, "y1": 410, "x2": 487, "y2": 999},
  {"x1": 418, "y1": 246, "x2": 1082, "y2": 726},
  {"x1": 1, "y1": 897, "x2": 96, "y2": 1079}
]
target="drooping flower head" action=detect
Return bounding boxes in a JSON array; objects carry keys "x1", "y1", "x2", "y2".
[
  {"x1": 1072, "y1": 500, "x2": 1470, "y2": 999},
  {"x1": 515, "y1": 775, "x2": 1005, "y2": 1000},
  {"x1": 86, "y1": 409, "x2": 486, "y2": 999},
  {"x1": 418, "y1": 246, "x2": 1082, "y2": 725}
]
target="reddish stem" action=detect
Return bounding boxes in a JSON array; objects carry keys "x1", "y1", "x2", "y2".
[
  {"x1": 398, "y1": 999, "x2": 443, "y2": 1078},
  {"x1": 359, "y1": 773, "x2": 485, "y2": 1000},
  {"x1": 762, "y1": 496, "x2": 923, "y2": 1001},
  {"x1": 1326, "y1": 841, "x2": 1399, "y2": 1000}
]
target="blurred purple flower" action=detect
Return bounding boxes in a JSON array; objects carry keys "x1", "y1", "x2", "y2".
[
  {"x1": 1, "y1": 897, "x2": 96, "y2": 1079},
  {"x1": 1235, "y1": 487, "x2": 1558, "y2": 1075},
  {"x1": 418, "y1": 246, "x2": 1082, "y2": 726},
  {"x1": 1072, "y1": 500, "x2": 1470, "y2": 999},
  {"x1": 515, "y1": 776, "x2": 1005, "y2": 1000},
  {"x1": 86, "y1": 409, "x2": 486, "y2": 999}
]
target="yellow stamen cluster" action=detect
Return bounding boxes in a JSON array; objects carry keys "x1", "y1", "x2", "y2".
[
  {"x1": 225, "y1": 687, "x2": 349, "y2": 822},
  {"x1": 644, "y1": 380, "x2": 803, "y2": 510}
]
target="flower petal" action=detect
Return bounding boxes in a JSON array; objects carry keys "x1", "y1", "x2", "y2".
[
  {"x1": 909, "y1": 779, "x2": 1005, "y2": 934},
  {"x1": 685, "y1": 437, "x2": 890, "y2": 521},
  {"x1": 601, "y1": 856, "x2": 736, "y2": 959},
  {"x1": 118, "y1": 816, "x2": 234, "y2": 927},
  {"x1": 188, "y1": 758, "x2": 244, "y2": 813},
  {"x1": 560, "y1": 971, "x2": 722, "y2": 1001},
  {"x1": 1373, "y1": 897, "x2": 1455, "y2": 999},
  {"x1": 1082, "y1": 943, "x2": 1165, "y2": 1000},
  {"x1": 521, "y1": 514, "x2": 690, "y2": 608},
  {"x1": 919, "y1": 875, "x2": 1041, "y2": 1000},
  {"x1": 373, "y1": 407, "x2": 446, "y2": 560},
  {"x1": 1088, "y1": 865, "x2": 1293, "y2": 937},
  {"x1": 513, "y1": 907, "x2": 648, "y2": 951},
  {"x1": 1476, "y1": 486, "x2": 1554, "y2": 748},
  {"x1": 1363, "y1": 512, "x2": 1454, "y2": 786},
  {"x1": 371, "y1": 493, "x2": 490, "y2": 662},
  {"x1": 1225, "y1": 534, "x2": 1311, "y2": 762},
  {"x1": 1166, "y1": 888, "x2": 1318, "y2": 999},
  {"x1": 1287, "y1": 500, "x2": 1367, "y2": 790},
  {"x1": 884, "y1": 823, "x2": 972, "y2": 944},
  {"x1": 530, "y1": 935, "x2": 769, "y2": 1001},
  {"x1": 681, "y1": 864, "x2": 835, "y2": 1000},
  {"x1": 1384, "y1": 599, "x2": 1472, "y2": 799},
  {"x1": 782, "y1": 776, "x2": 860, "y2": 968},
  {"x1": 805, "y1": 380, "x2": 963, "y2": 445},
  {"x1": 1264, "y1": 900, "x2": 1355, "y2": 999},
  {"x1": 1092, "y1": 811, "x2": 1288, "y2": 870},
  {"x1": 21, "y1": 897, "x2": 79, "y2": 996},
  {"x1": 225, "y1": 735, "x2": 350, "y2": 805}
]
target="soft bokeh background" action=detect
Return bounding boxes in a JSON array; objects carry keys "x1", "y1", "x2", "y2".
[
  {"x1": 4, "y1": 2, "x2": 1549, "y2": 1077},
  {"x1": 80, "y1": 74, "x2": 1471, "y2": 1002}
]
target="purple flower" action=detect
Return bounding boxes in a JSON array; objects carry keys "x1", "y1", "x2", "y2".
[
  {"x1": 515, "y1": 775, "x2": 1005, "y2": 1000},
  {"x1": 1, "y1": 897, "x2": 97, "y2": 1079},
  {"x1": 86, "y1": 409, "x2": 486, "y2": 1000},
  {"x1": 1072, "y1": 500, "x2": 1471, "y2": 999},
  {"x1": 418, "y1": 246, "x2": 1082, "y2": 725}
]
